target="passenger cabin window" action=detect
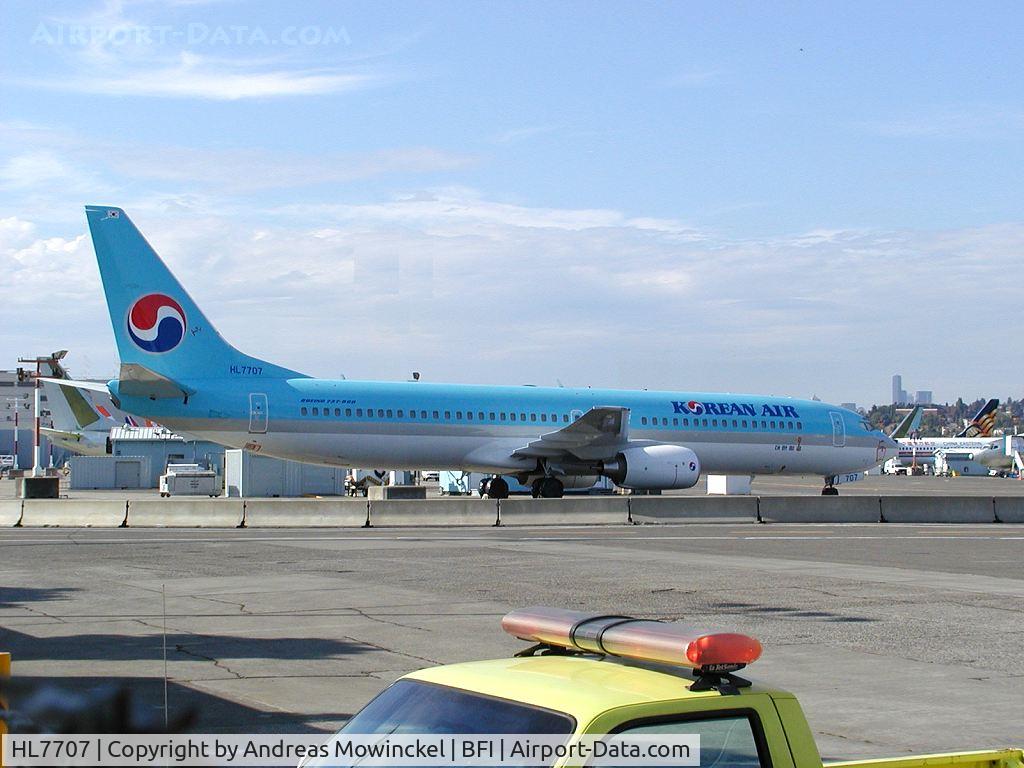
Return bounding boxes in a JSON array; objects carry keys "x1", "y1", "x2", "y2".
[
  {"x1": 386, "y1": 409, "x2": 393, "y2": 418},
  {"x1": 796, "y1": 421, "x2": 802, "y2": 430},
  {"x1": 378, "y1": 409, "x2": 385, "y2": 418},
  {"x1": 641, "y1": 417, "x2": 648, "y2": 425},
  {"x1": 444, "y1": 411, "x2": 451, "y2": 420},
  {"x1": 563, "y1": 414, "x2": 570, "y2": 423},
  {"x1": 520, "y1": 413, "x2": 526, "y2": 421},
  {"x1": 456, "y1": 411, "x2": 463, "y2": 419},
  {"x1": 346, "y1": 408, "x2": 352, "y2": 417},
  {"x1": 421, "y1": 410, "x2": 427, "y2": 419},
  {"x1": 433, "y1": 410, "x2": 439, "y2": 419},
  {"x1": 490, "y1": 412, "x2": 496, "y2": 420},
  {"x1": 673, "y1": 418, "x2": 679, "y2": 426},
  {"x1": 478, "y1": 411, "x2": 484, "y2": 420},
  {"x1": 500, "y1": 412, "x2": 507, "y2": 420},
  {"x1": 530, "y1": 414, "x2": 537, "y2": 422},
  {"x1": 510, "y1": 413, "x2": 517, "y2": 421},
  {"x1": 551, "y1": 413, "x2": 557, "y2": 422},
  {"x1": 616, "y1": 714, "x2": 764, "y2": 768},
  {"x1": 702, "y1": 418, "x2": 708, "y2": 427},
  {"x1": 301, "y1": 407, "x2": 308, "y2": 416},
  {"x1": 466, "y1": 412, "x2": 473, "y2": 420},
  {"x1": 312, "y1": 407, "x2": 319, "y2": 416},
  {"x1": 712, "y1": 419, "x2": 718, "y2": 427},
  {"x1": 541, "y1": 414, "x2": 548, "y2": 422},
  {"x1": 397, "y1": 409, "x2": 404, "y2": 418}
]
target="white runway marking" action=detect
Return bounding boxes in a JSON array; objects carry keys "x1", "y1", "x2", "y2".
[{"x1": 0, "y1": 531, "x2": 1022, "y2": 546}]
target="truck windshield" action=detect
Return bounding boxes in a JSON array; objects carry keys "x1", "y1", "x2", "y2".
[{"x1": 340, "y1": 679, "x2": 575, "y2": 735}]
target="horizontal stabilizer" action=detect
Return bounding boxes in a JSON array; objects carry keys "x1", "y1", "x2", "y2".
[{"x1": 117, "y1": 364, "x2": 194, "y2": 400}]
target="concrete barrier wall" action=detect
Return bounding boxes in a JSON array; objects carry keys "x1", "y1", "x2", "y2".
[
  {"x1": 994, "y1": 497, "x2": 1024, "y2": 524},
  {"x1": 369, "y1": 499, "x2": 497, "y2": 527},
  {"x1": 0, "y1": 500, "x2": 22, "y2": 527},
  {"x1": 498, "y1": 497, "x2": 629, "y2": 526},
  {"x1": 244, "y1": 499, "x2": 368, "y2": 527},
  {"x1": 758, "y1": 496, "x2": 881, "y2": 523},
  {"x1": 20, "y1": 500, "x2": 127, "y2": 527},
  {"x1": 881, "y1": 496, "x2": 995, "y2": 524},
  {"x1": 629, "y1": 496, "x2": 758, "y2": 523},
  {"x1": 128, "y1": 499, "x2": 244, "y2": 527}
]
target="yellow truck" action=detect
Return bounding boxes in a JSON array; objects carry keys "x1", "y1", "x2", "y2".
[{"x1": 317, "y1": 608, "x2": 1022, "y2": 768}]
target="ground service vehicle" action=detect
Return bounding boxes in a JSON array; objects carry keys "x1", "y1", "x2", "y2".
[{"x1": 318, "y1": 607, "x2": 1023, "y2": 768}]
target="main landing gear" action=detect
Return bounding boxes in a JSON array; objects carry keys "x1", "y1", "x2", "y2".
[
  {"x1": 821, "y1": 476, "x2": 839, "y2": 495},
  {"x1": 531, "y1": 477, "x2": 564, "y2": 498},
  {"x1": 480, "y1": 476, "x2": 510, "y2": 499}
]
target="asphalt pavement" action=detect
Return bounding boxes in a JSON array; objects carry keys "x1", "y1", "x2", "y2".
[{"x1": 0, "y1": 523, "x2": 1020, "y2": 758}]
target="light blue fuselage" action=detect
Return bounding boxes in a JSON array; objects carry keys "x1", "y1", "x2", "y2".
[{"x1": 111, "y1": 377, "x2": 890, "y2": 477}]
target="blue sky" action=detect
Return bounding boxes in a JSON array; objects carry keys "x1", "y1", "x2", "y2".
[{"x1": 1, "y1": 1, "x2": 1022, "y2": 404}]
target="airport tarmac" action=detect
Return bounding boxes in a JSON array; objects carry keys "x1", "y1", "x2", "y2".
[{"x1": 0, "y1": 523, "x2": 1020, "y2": 758}]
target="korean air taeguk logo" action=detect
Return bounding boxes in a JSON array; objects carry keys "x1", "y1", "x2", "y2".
[{"x1": 127, "y1": 294, "x2": 186, "y2": 353}]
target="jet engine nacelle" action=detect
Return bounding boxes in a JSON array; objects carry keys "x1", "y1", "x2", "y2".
[{"x1": 603, "y1": 444, "x2": 701, "y2": 490}]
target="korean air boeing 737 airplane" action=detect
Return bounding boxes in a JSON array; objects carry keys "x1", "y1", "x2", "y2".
[{"x1": 81, "y1": 205, "x2": 896, "y2": 497}]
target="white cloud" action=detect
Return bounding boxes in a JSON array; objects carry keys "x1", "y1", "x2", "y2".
[
  {"x1": 0, "y1": 122, "x2": 474, "y2": 197},
  {"x1": 865, "y1": 106, "x2": 1024, "y2": 140},
  {"x1": 1, "y1": 187, "x2": 1022, "y2": 402},
  {"x1": 17, "y1": 51, "x2": 381, "y2": 100},
  {"x1": 491, "y1": 125, "x2": 557, "y2": 144},
  {"x1": 13, "y1": 0, "x2": 382, "y2": 101},
  {"x1": 275, "y1": 190, "x2": 703, "y2": 238}
]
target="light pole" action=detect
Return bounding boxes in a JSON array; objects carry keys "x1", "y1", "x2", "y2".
[
  {"x1": 3, "y1": 396, "x2": 20, "y2": 470},
  {"x1": 18, "y1": 350, "x2": 67, "y2": 478}
]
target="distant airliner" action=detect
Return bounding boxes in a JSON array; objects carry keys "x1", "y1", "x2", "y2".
[
  {"x1": 893, "y1": 399, "x2": 1004, "y2": 470},
  {"x1": 80, "y1": 206, "x2": 895, "y2": 497}
]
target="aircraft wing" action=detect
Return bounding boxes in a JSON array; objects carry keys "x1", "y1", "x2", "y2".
[
  {"x1": 513, "y1": 406, "x2": 629, "y2": 460},
  {"x1": 38, "y1": 377, "x2": 110, "y2": 394},
  {"x1": 40, "y1": 427, "x2": 84, "y2": 444}
]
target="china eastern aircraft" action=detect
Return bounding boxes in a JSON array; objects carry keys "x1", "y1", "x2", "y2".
[
  {"x1": 79, "y1": 205, "x2": 896, "y2": 497},
  {"x1": 893, "y1": 399, "x2": 1003, "y2": 469}
]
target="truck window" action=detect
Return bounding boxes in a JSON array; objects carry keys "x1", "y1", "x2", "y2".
[
  {"x1": 338, "y1": 679, "x2": 574, "y2": 735},
  {"x1": 616, "y1": 714, "x2": 765, "y2": 768}
]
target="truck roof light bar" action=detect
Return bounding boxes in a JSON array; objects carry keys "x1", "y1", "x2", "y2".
[{"x1": 502, "y1": 607, "x2": 762, "y2": 693}]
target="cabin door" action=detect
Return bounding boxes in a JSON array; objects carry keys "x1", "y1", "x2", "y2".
[
  {"x1": 829, "y1": 411, "x2": 845, "y2": 448},
  {"x1": 249, "y1": 393, "x2": 268, "y2": 434}
]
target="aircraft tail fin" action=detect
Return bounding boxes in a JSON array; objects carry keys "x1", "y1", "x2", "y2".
[
  {"x1": 957, "y1": 398, "x2": 999, "y2": 438},
  {"x1": 85, "y1": 206, "x2": 305, "y2": 383},
  {"x1": 890, "y1": 406, "x2": 922, "y2": 439}
]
